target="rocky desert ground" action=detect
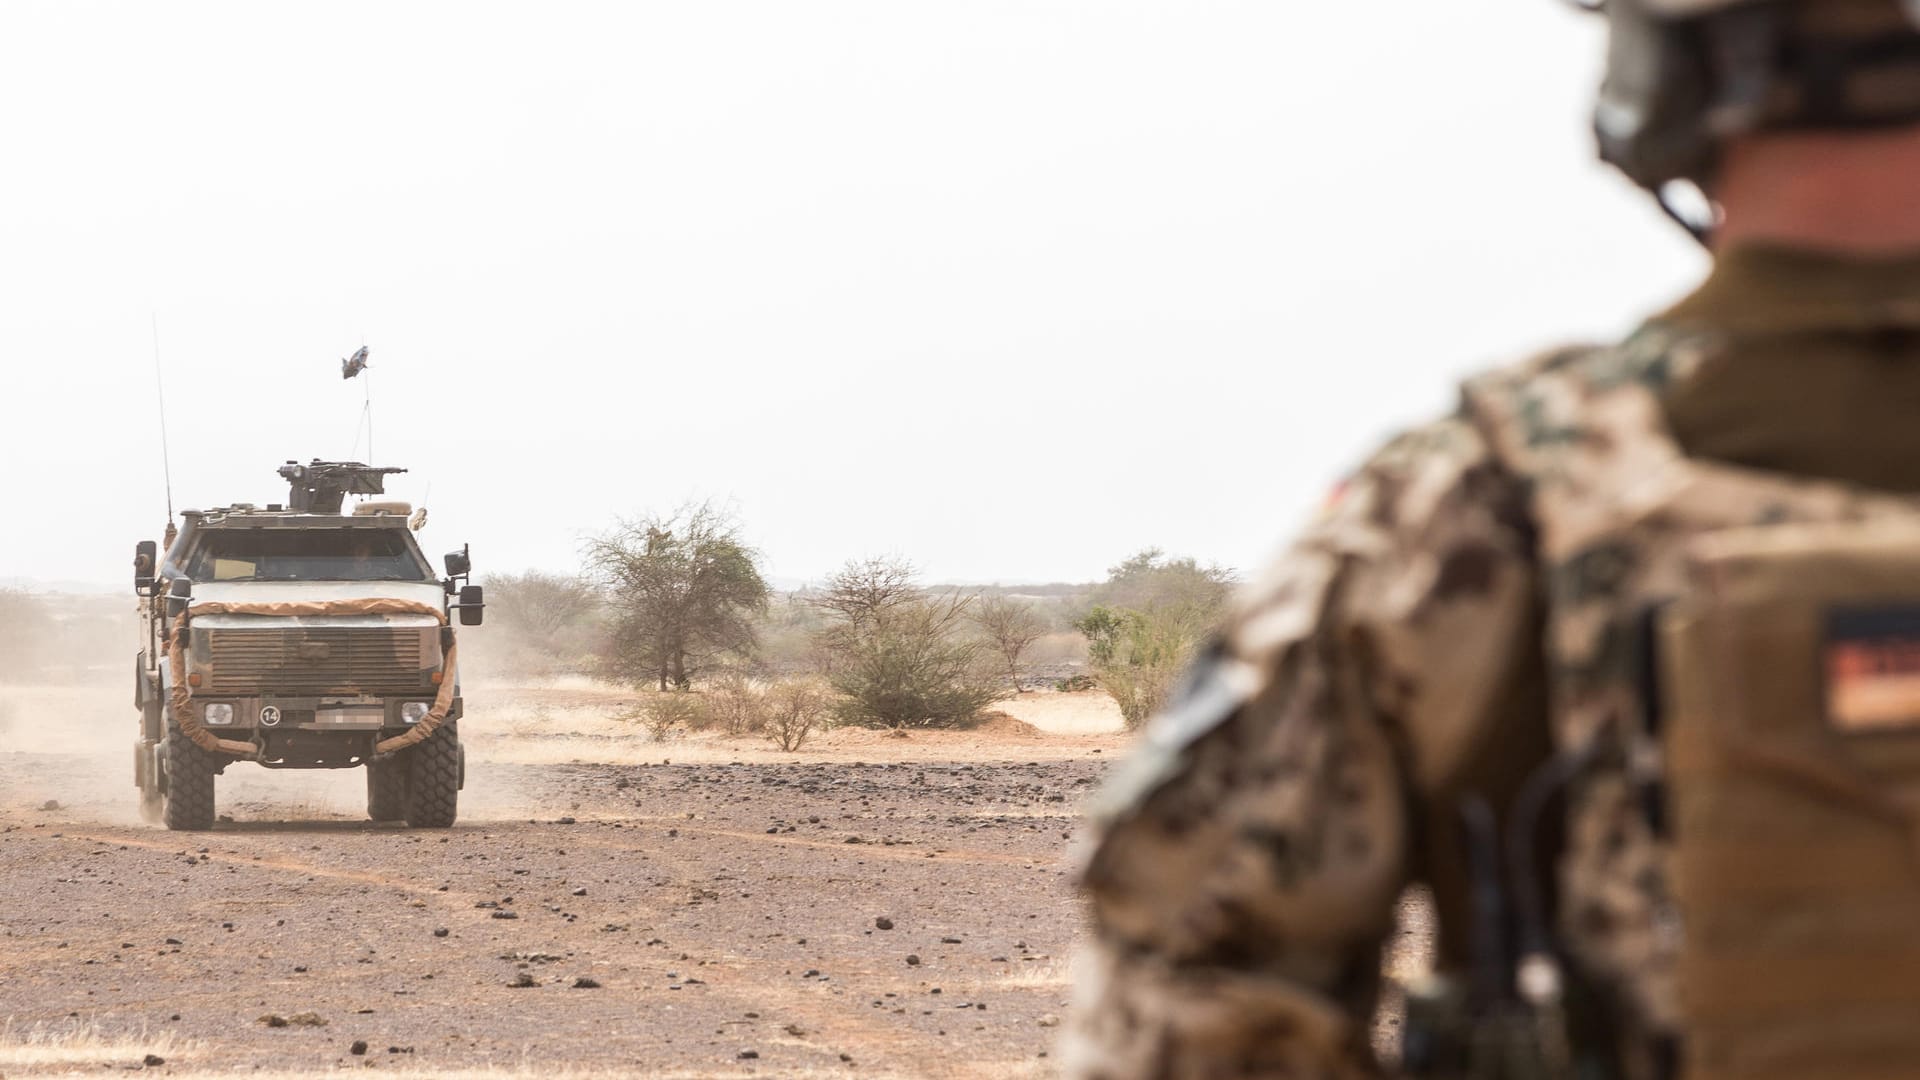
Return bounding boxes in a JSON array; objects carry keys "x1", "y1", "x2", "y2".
[
  {"x1": 0, "y1": 681, "x2": 1134, "y2": 1079},
  {"x1": 0, "y1": 680, "x2": 1429, "y2": 1079}
]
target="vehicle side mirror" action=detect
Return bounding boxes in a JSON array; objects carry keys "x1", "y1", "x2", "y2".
[
  {"x1": 456, "y1": 584, "x2": 484, "y2": 626},
  {"x1": 165, "y1": 577, "x2": 193, "y2": 619},
  {"x1": 134, "y1": 541, "x2": 158, "y2": 593},
  {"x1": 444, "y1": 545, "x2": 471, "y2": 578}
]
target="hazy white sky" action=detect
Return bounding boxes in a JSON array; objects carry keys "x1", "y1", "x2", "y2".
[{"x1": 1, "y1": 2, "x2": 1704, "y2": 591}]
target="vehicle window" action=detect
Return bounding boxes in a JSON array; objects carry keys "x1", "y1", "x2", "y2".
[{"x1": 184, "y1": 530, "x2": 430, "y2": 583}]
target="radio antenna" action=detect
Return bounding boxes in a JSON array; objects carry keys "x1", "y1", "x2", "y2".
[
  {"x1": 152, "y1": 313, "x2": 175, "y2": 521},
  {"x1": 343, "y1": 343, "x2": 374, "y2": 465},
  {"x1": 364, "y1": 362, "x2": 373, "y2": 466}
]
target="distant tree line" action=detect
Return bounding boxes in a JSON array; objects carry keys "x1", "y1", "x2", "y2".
[{"x1": 470, "y1": 501, "x2": 1235, "y2": 742}]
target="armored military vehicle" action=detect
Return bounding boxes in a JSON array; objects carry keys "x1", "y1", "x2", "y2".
[{"x1": 130, "y1": 460, "x2": 483, "y2": 831}]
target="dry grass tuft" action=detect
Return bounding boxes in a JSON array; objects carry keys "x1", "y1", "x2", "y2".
[
  {"x1": 0, "y1": 1018, "x2": 196, "y2": 1071},
  {"x1": 50, "y1": 1060, "x2": 921, "y2": 1068},
  {"x1": 998, "y1": 957, "x2": 1072, "y2": 989}
]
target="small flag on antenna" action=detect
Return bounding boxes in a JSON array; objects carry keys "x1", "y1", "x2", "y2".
[{"x1": 342, "y1": 346, "x2": 370, "y2": 380}]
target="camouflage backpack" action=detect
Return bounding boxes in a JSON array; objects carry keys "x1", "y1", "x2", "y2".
[{"x1": 1463, "y1": 326, "x2": 1920, "y2": 1079}]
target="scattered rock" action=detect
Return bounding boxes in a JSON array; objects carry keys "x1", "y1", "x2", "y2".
[
  {"x1": 1038, "y1": 1014, "x2": 1061, "y2": 1028},
  {"x1": 432, "y1": 928, "x2": 449, "y2": 938},
  {"x1": 940, "y1": 936, "x2": 962, "y2": 944},
  {"x1": 556, "y1": 816, "x2": 576, "y2": 825},
  {"x1": 738, "y1": 1049, "x2": 759, "y2": 1060},
  {"x1": 874, "y1": 916, "x2": 894, "y2": 931},
  {"x1": 491, "y1": 910, "x2": 519, "y2": 920},
  {"x1": 509, "y1": 973, "x2": 538, "y2": 988},
  {"x1": 905, "y1": 954, "x2": 921, "y2": 967},
  {"x1": 572, "y1": 976, "x2": 601, "y2": 989},
  {"x1": 259, "y1": 1012, "x2": 327, "y2": 1028},
  {"x1": 571, "y1": 887, "x2": 587, "y2": 896},
  {"x1": 39, "y1": 799, "x2": 60, "y2": 811},
  {"x1": 784, "y1": 1022, "x2": 807, "y2": 1036},
  {"x1": 143, "y1": 1054, "x2": 166, "y2": 1067},
  {"x1": 350, "y1": 1040, "x2": 369, "y2": 1055}
]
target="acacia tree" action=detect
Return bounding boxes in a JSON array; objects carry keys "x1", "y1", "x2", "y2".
[
  {"x1": 585, "y1": 503, "x2": 770, "y2": 691},
  {"x1": 971, "y1": 595, "x2": 1046, "y2": 693},
  {"x1": 809, "y1": 557, "x2": 1000, "y2": 729},
  {"x1": 480, "y1": 571, "x2": 603, "y2": 674},
  {"x1": 487, "y1": 571, "x2": 599, "y2": 644},
  {"x1": 807, "y1": 556, "x2": 919, "y2": 661}
]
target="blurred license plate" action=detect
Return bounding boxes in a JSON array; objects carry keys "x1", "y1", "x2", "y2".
[{"x1": 313, "y1": 707, "x2": 384, "y2": 728}]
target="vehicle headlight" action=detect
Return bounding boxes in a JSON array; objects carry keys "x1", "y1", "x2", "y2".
[
  {"x1": 204, "y1": 703, "x2": 235, "y2": 726},
  {"x1": 400, "y1": 702, "x2": 431, "y2": 725}
]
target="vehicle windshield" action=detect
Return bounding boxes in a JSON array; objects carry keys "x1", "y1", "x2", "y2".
[{"x1": 184, "y1": 529, "x2": 430, "y2": 583}]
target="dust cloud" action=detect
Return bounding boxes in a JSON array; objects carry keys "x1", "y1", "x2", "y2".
[{"x1": 0, "y1": 681, "x2": 147, "y2": 825}]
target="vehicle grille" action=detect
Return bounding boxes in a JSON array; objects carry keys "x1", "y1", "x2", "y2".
[{"x1": 203, "y1": 627, "x2": 432, "y2": 694}]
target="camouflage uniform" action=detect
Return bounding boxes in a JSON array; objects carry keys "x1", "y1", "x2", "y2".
[{"x1": 1065, "y1": 246, "x2": 1920, "y2": 1079}]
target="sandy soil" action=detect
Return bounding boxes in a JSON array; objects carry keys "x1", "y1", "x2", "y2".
[{"x1": 0, "y1": 682, "x2": 1427, "y2": 1078}]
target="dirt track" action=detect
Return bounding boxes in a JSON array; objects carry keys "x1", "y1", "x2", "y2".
[{"x1": 0, "y1": 686, "x2": 1125, "y2": 1079}]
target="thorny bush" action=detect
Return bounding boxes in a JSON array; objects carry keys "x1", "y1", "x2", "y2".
[{"x1": 763, "y1": 678, "x2": 832, "y2": 752}]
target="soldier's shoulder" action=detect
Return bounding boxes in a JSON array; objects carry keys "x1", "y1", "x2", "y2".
[
  {"x1": 1345, "y1": 343, "x2": 1620, "y2": 484},
  {"x1": 1461, "y1": 325, "x2": 1716, "y2": 412},
  {"x1": 1447, "y1": 325, "x2": 1719, "y2": 472}
]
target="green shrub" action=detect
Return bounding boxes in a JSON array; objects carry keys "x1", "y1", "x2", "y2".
[{"x1": 1073, "y1": 550, "x2": 1235, "y2": 731}]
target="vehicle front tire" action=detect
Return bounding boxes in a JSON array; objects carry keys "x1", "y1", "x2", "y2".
[
  {"x1": 162, "y1": 729, "x2": 218, "y2": 832},
  {"x1": 366, "y1": 758, "x2": 408, "y2": 822},
  {"x1": 403, "y1": 722, "x2": 460, "y2": 828}
]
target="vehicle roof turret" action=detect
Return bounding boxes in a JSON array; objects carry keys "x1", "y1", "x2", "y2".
[
  {"x1": 276, "y1": 459, "x2": 407, "y2": 514},
  {"x1": 175, "y1": 460, "x2": 416, "y2": 531}
]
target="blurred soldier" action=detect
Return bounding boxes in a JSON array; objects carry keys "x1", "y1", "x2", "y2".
[{"x1": 1068, "y1": 2, "x2": 1920, "y2": 1078}]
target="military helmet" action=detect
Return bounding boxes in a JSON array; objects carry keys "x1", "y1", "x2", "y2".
[{"x1": 1593, "y1": 0, "x2": 1920, "y2": 199}]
